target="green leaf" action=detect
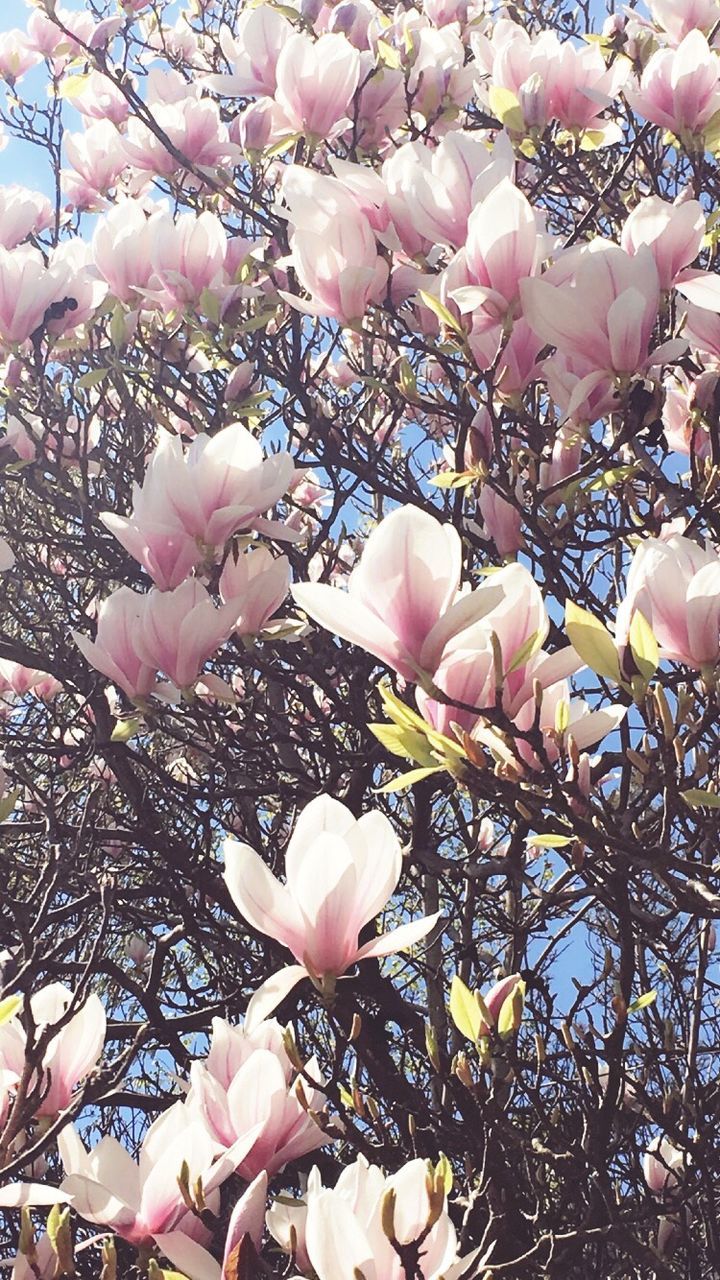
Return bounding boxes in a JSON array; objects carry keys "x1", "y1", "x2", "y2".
[
  {"x1": 565, "y1": 600, "x2": 621, "y2": 683},
  {"x1": 627, "y1": 989, "x2": 657, "y2": 1014},
  {"x1": 368, "y1": 721, "x2": 436, "y2": 766},
  {"x1": 111, "y1": 717, "x2": 141, "y2": 743},
  {"x1": 0, "y1": 994, "x2": 21, "y2": 1025},
  {"x1": 375, "y1": 765, "x2": 445, "y2": 794},
  {"x1": 376, "y1": 37, "x2": 402, "y2": 69},
  {"x1": 148, "y1": 1260, "x2": 190, "y2": 1280},
  {"x1": 58, "y1": 73, "x2": 90, "y2": 100},
  {"x1": 449, "y1": 975, "x2": 482, "y2": 1042},
  {"x1": 46, "y1": 1204, "x2": 74, "y2": 1274},
  {"x1": 435, "y1": 1153, "x2": 453, "y2": 1194},
  {"x1": 504, "y1": 628, "x2": 543, "y2": 676},
  {"x1": 76, "y1": 367, "x2": 110, "y2": 390},
  {"x1": 430, "y1": 470, "x2": 476, "y2": 490},
  {"x1": 586, "y1": 464, "x2": 639, "y2": 492},
  {"x1": 497, "y1": 977, "x2": 525, "y2": 1039},
  {"x1": 526, "y1": 833, "x2": 574, "y2": 849},
  {"x1": 418, "y1": 291, "x2": 464, "y2": 336},
  {"x1": 681, "y1": 789, "x2": 720, "y2": 809},
  {"x1": 488, "y1": 85, "x2": 525, "y2": 133},
  {"x1": 629, "y1": 609, "x2": 659, "y2": 682},
  {"x1": 0, "y1": 787, "x2": 19, "y2": 822}
]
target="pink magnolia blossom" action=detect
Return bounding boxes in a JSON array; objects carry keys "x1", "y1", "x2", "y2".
[
  {"x1": 616, "y1": 531, "x2": 720, "y2": 671},
  {"x1": 281, "y1": 167, "x2": 388, "y2": 324},
  {"x1": 92, "y1": 200, "x2": 163, "y2": 303},
  {"x1": 236, "y1": 95, "x2": 293, "y2": 151},
  {"x1": 0, "y1": 187, "x2": 53, "y2": 251},
  {"x1": 148, "y1": 210, "x2": 228, "y2": 306},
  {"x1": 0, "y1": 660, "x2": 61, "y2": 701},
  {"x1": 187, "y1": 1016, "x2": 328, "y2": 1179},
  {"x1": 520, "y1": 242, "x2": 675, "y2": 413},
  {"x1": 222, "y1": 1173, "x2": 267, "y2": 1265},
  {"x1": 274, "y1": 32, "x2": 361, "y2": 139},
  {"x1": 0, "y1": 983, "x2": 106, "y2": 1117},
  {"x1": 134, "y1": 579, "x2": 238, "y2": 689},
  {"x1": 643, "y1": 1136, "x2": 687, "y2": 1198},
  {"x1": 73, "y1": 586, "x2": 157, "y2": 700},
  {"x1": 545, "y1": 36, "x2": 628, "y2": 137},
  {"x1": 122, "y1": 99, "x2": 236, "y2": 178},
  {"x1": 621, "y1": 195, "x2": 705, "y2": 290},
  {"x1": 626, "y1": 31, "x2": 720, "y2": 143},
  {"x1": 414, "y1": 563, "x2": 621, "y2": 765},
  {"x1": 45, "y1": 239, "x2": 108, "y2": 336},
  {"x1": 478, "y1": 482, "x2": 524, "y2": 556},
  {"x1": 474, "y1": 22, "x2": 628, "y2": 142},
  {"x1": 65, "y1": 69, "x2": 130, "y2": 125},
  {"x1": 539, "y1": 423, "x2": 584, "y2": 491},
  {"x1": 327, "y1": 0, "x2": 377, "y2": 50},
  {"x1": 476, "y1": 973, "x2": 524, "y2": 1037},
  {"x1": 467, "y1": 318, "x2": 543, "y2": 400},
  {"x1": 267, "y1": 1154, "x2": 475, "y2": 1280},
  {"x1": 101, "y1": 424, "x2": 294, "y2": 586},
  {"x1": 0, "y1": 247, "x2": 67, "y2": 346},
  {"x1": 646, "y1": 0, "x2": 720, "y2": 44},
  {"x1": 293, "y1": 505, "x2": 506, "y2": 681},
  {"x1": 383, "y1": 131, "x2": 514, "y2": 252},
  {"x1": 223, "y1": 793, "x2": 441, "y2": 1028},
  {"x1": 0, "y1": 31, "x2": 41, "y2": 83},
  {"x1": 415, "y1": 562, "x2": 563, "y2": 735},
  {"x1": 444, "y1": 178, "x2": 547, "y2": 333},
  {"x1": 58, "y1": 1102, "x2": 260, "y2": 1249},
  {"x1": 63, "y1": 121, "x2": 127, "y2": 202},
  {"x1": 352, "y1": 57, "x2": 406, "y2": 150},
  {"x1": 407, "y1": 25, "x2": 475, "y2": 121},
  {"x1": 661, "y1": 372, "x2": 714, "y2": 459},
  {"x1": 203, "y1": 12, "x2": 294, "y2": 97},
  {"x1": 219, "y1": 545, "x2": 290, "y2": 635}
]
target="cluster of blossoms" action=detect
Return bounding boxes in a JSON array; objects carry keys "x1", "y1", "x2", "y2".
[{"x1": 1, "y1": 0, "x2": 719, "y2": 1273}]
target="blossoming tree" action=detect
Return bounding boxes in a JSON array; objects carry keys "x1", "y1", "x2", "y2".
[{"x1": 0, "y1": 0, "x2": 720, "y2": 1274}]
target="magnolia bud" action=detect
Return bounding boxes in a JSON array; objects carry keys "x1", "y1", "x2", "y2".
[{"x1": 125, "y1": 934, "x2": 151, "y2": 968}]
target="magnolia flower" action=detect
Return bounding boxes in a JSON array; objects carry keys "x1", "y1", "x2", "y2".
[
  {"x1": 415, "y1": 563, "x2": 579, "y2": 735},
  {"x1": 0, "y1": 246, "x2": 66, "y2": 345},
  {"x1": 626, "y1": 30, "x2": 720, "y2": 143},
  {"x1": 73, "y1": 586, "x2": 157, "y2": 700},
  {"x1": 187, "y1": 1016, "x2": 328, "y2": 1179},
  {"x1": 0, "y1": 983, "x2": 106, "y2": 1117},
  {"x1": 219, "y1": 545, "x2": 290, "y2": 635},
  {"x1": 101, "y1": 424, "x2": 295, "y2": 587},
  {"x1": 281, "y1": 167, "x2": 388, "y2": 325},
  {"x1": 293, "y1": 505, "x2": 506, "y2": 681},
  {"x1": 267, "y1": 1154, "x2": 478, "y2": 1280},
  {"x1": 616, "y1": 531, "x2": 720, "y2": 671},
  {"x1": 646, "y1": 0, "x2": 720, "y2": 44},
  {"x1": 134, "y1": 579, "x2": 238, "y2": 689},
  {"x1": 223, "y1": 794, "x2": 441, "y2": 1028},
  {"x1": 148, "y1": 210, "x2": 228, "y2": 306},
  {"x1": 445, "y1": 178, "x2": 547, "y2": 333},
  {"x1": 0, "y1": 186, "x2": 53, "y2": 251},
  {"x1": 58, "y1": 1102, "x2": 261, "y2": 1250},
  {"x1": 520, "y1": 241, "x2": 680, "y2": 416},
  {"x1": 382, "y1": 130, "x2": 514, "y2": 252},
  {"x1": 621, "y1": 195, "x2": 705, "y2": 291},
  {"x1": 643, "y1": 1136, "x2": 687, "y2": 1198},
  {"x1": 203, "y1": 11, "x2": 294, "y2": 98},
  {"x1": 274, "y1": 33, "x2": 361, "y2": 140},
  {"x1": 92, "y1": 199, "x2": 163, "y2": 302}
]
